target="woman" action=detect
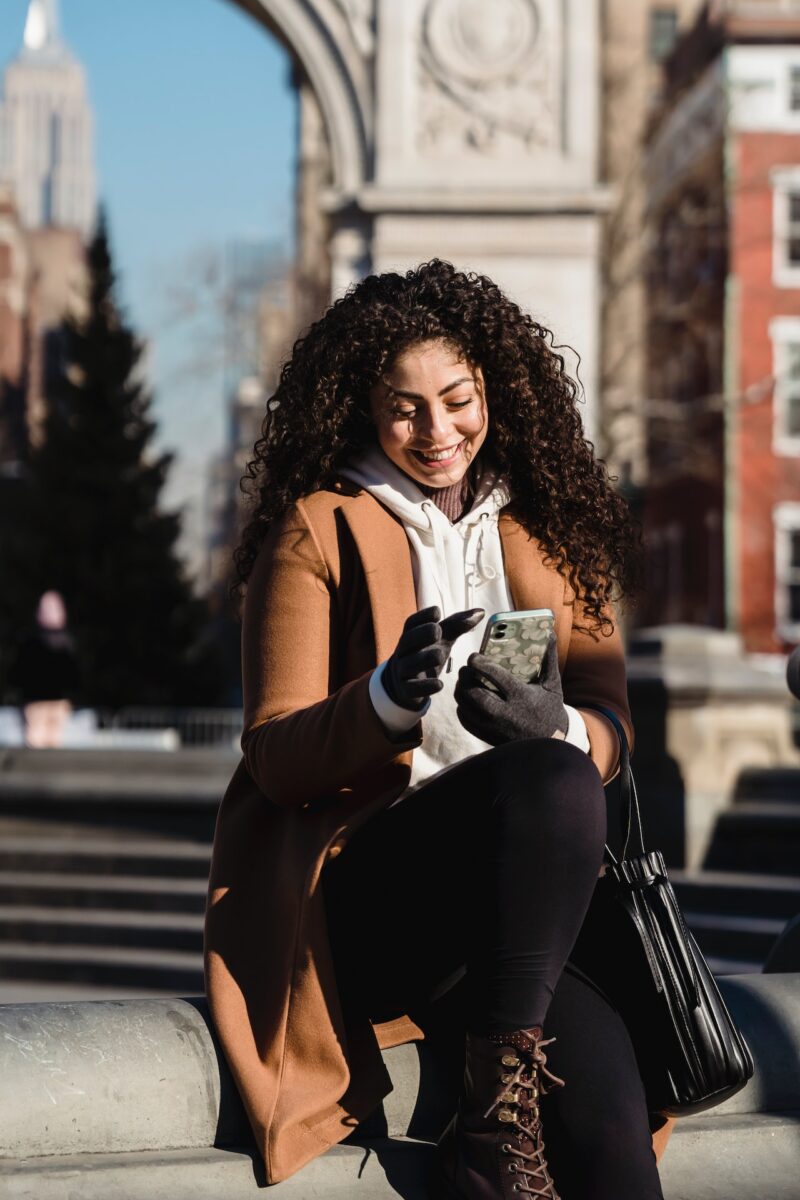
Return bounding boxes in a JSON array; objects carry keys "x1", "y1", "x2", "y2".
[
  {"x1": 8, "y1": 591, "x2": 79, "y2": 748},
  {"x1": 204, "y1": 260, "x2": 674, "y2": 1197}
]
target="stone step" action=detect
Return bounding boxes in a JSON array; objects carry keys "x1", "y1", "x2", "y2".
[
  {"x1": 0, "y1": 776, "x2": 225, "y2": 803},
  {"x1": 0, "y1": 779, "x2": 222, "y2": 839},
  {"x1": 671, "y1": 868, "x2": 800, "y2": 920},
  {"x1": 704, "y1": 804, "x2": 800, "y2": 874},
  {"x1": 734, "y1": 767, "x2": 800, "y2": 805},
  {"x1": 0, "y1": 942, "x2": 204, "y2": 991},
  {"x1": 0, "y1": 797, "x2": 219, "y2": 840},
  {"x1": 0, "y1": 746, "x2": 240, "y2": 779},
  {"x1": 683, "y1": 911, "x2": 785, "y2": 963},
  {"x1": 0, "y1": 1114, "x2": 799, "y2": 1199},
  {"x1": 0, "y1": 870, "x2": 207, "y2": 914},
  {"x1": 0, "y1": 905, "x2": 204, "y2": 952},
  {"x1": 704, "y1": 955, "x2": 763, "y2": 975},
  {"x1": 0, "y1": 832, "x2": 212, "y2": 879},
  {"x1": 0, "y1": 981, "x2": 185, "y2": 1002}
]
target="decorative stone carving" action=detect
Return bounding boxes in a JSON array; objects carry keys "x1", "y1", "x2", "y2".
[
  {"x1": 417, "y1": 0, "x2": 562, "y2": 156},
  {"x1": 333, "y1": 0, "x2": 375, "y2": 57}
]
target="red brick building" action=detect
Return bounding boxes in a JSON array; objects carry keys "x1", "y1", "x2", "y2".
[{"x1": 642, "y1": 1, "x2": 800, "y2": 652}]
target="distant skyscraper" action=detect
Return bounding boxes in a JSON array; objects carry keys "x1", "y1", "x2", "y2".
[{"x1": 0, "y1": 0, "x2": 95, "y2": 236}]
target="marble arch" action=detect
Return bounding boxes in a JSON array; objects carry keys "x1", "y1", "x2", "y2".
[
  {"x1": 230, "y1": 0, "x2": 369, "y2": 197},
  {"x1": 228, "y1": 0, "x2": 608, "y2": 438}
]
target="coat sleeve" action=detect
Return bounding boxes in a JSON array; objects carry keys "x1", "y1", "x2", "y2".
[
  {"x1": 240, "y1": 500, "x2": 422, "y2": 806},
  {"x1": 559, "y1": 588, "x2": 633, "y2": 785}
]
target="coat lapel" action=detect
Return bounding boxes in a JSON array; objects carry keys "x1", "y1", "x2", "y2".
[
  {"x1": 342, "y1": 494, "x2": 418, "y2": 663},
  {"x1": 498, "y1": 512, "x2": 556, "y2": 612}
]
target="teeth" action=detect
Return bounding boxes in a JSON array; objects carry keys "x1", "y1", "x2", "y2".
[{"x1": 417, "y1": 443, "x2": 461, "y2": 462}]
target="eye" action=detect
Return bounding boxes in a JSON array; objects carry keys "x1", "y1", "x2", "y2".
[{"x1": 449, "y1": 399, "x2": 472, "y2": 409}]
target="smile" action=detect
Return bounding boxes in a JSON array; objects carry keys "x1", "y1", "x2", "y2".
[{"x1": 411, "y1": 441, "x2": 464, "y2": 467}]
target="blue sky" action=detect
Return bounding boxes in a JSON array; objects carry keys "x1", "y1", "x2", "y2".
[{"x1": 0, "y1": 0, "x2": 296, "y2": 571}]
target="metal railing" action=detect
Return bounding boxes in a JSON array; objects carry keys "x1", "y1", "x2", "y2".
[{"x1": 96, "y1": 707, "x2": 244, "y2": 748}]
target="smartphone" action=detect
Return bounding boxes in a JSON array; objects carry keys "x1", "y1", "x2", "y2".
[{"x1": 479, "y1": 609, "x2": 555, "y2": 684}]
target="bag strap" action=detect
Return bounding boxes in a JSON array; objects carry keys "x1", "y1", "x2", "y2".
[{"x1": 580, "y1": 704, "x2": 646, "y2": 863}]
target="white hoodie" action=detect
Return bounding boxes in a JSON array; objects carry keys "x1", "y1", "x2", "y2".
[{"x1": 340, "y1": 445, "x2": 589, "y2": 802}]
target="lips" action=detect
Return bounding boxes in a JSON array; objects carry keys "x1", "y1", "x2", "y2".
[{"x1": 411, "y1": 441, "x2": 464, "y2": 467}]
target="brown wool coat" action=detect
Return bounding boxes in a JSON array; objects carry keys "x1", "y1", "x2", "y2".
[{"x1": 204, "y1": 478, "x2": 675, "y2": 1183}]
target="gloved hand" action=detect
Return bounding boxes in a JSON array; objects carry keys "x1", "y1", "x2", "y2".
[
  {"x1": 454, "y1": 632, "x2": 569, "y2": 744},
  {"x1": 382, "y1": 605, "x2": 485, "y2": 712}
]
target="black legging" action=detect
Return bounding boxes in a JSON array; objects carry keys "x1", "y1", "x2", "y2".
[{"x1": 322, "y1": 737, "x2": 665, "y2": 1199}]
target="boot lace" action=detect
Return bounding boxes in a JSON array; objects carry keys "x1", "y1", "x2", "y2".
[{"x1": 484, "y1": 1030, "x2": 565, "y2": 1198}]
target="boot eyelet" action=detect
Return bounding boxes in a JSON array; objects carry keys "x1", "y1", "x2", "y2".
[
  {"x1": 501, "y1": 1143, "x2": 512, "y2": 1153},
  {"x1": 508, "y1": 1162, "x2": 517, "y2": 1174}
]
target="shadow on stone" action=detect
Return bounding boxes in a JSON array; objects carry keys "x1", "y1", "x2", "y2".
[
  {"x1": 764, "y1": 914, "x2": 800, "y2": 973},
  {"x1": 626, "y1": 677, "x2": 686, "y2": 867},
  {"x1": 181, "y1": 995, "x2": 262, "y2": 1178}
]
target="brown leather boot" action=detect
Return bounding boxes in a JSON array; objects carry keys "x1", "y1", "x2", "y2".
[{"x1": 435, "y1": 1025, "x2": 565, "y2": 1199}]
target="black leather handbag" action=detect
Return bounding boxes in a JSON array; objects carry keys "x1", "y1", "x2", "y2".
[{"x1": 569, "y1": 705, "x2": 755, "y2": 1117}]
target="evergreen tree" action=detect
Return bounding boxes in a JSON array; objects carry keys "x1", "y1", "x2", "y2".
[{"x1": 26, "y1": 211, "x2": 223, "y2": 708}]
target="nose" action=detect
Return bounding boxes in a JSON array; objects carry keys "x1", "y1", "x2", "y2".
[{"x1": 415, "y1": 403, "x2": 453, "y2": 446}]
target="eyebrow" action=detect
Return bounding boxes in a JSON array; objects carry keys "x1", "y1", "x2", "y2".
[{"x1": 388, "y1": 376, "x2": 474, "y2": 401}]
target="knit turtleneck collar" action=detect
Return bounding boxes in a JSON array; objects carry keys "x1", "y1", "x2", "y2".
[{"x1": 417, "y1": 469, "x2": 475, "y2": 524}]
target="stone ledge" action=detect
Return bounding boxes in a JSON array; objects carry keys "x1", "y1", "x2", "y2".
[
  {"x1": 658, "y1": 1111, "x2": 800, "y2": 1199},
  {"x1": 0, "y1": 1141, "x2": 434, "y2": 1200},
  {"x1": 2, "y1": 1116, "x2": 800, "y2": 1200},
  {"x1": 1, "y1": 974, "x2": 799, "y2": 1196}
]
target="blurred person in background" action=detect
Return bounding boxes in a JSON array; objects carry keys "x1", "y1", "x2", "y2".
[{"x1": 8, "y1": 590, "x2": 80, "y2": 748}]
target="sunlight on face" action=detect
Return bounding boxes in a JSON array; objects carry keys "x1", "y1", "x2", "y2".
[{"x1": 368, "y1": 340, "x2": 489, "y2": 488}]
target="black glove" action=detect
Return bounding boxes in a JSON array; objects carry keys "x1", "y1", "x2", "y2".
[
  {"x1": 454, "y1": 632, "x2": 569, "y2": 745},
  {"x1": 382, "y1": 605, "x2": 485, "y2": 712}
]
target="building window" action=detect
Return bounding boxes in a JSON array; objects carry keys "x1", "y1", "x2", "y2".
[
  {"x1": 649, "y1": 8, "x2": 678, "y2": 63},
  {"x1": 772, "y1": 172, "x2": 800, "y2": 287},
  {"x1": 788, "y1": 194, "x2": 800, "y2": 265},
  {"x1": 785, "y1": 344, "x2": 800, "y2": 438},
  {"x1": 775, "y1": 504, "x2": 800, "y2": 640},
  {"x1": 791, "y1": 531, "x2": 800, "y2": 622},
  {"x1": 770, "y1": 317, "x2": 800, "y2": 452},
  {"x1": 790, "y1": 65, "x2": 800, "y2": 112}
]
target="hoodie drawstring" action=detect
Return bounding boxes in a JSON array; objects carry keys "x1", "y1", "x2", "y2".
[
  {"x1": 475, "y1": 512, "x2": 498, "y2": 583},
  {"x1": 464, "y1": 511, "x2": 498, "y2": 606}
]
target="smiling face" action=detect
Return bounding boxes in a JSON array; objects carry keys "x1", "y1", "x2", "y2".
[{"x1": 368, "y1": 340, "x2": 489, "y2": 488}]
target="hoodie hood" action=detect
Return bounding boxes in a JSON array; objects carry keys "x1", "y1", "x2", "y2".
[{"x1": 340, "y1": 444, "x2": 512, "y2": 617}]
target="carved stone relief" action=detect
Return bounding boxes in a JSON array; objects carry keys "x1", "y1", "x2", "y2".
[
  {"x1": 417, "y1": 0, "x2": 563, "y2": 156},
  {"x1": 333, "y1": 0, "x2": 375, "y2": 57}
]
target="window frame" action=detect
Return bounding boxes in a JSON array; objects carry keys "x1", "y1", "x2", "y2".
[
  {"x1": 790, "y1": 64, "x2": 800, "y2": 113},
  {"x1": 774, "y1": 502, "x2": 800, "y2": 642},
  {"x1": 770, "y1": 316, "x2": 800, "y2": 455},
  {"x1": 648, "y1": 7, "x2": 679, "y2": 64},
  {"x1": 772, "y1": 168, "x2": 800, "y2": 288}
]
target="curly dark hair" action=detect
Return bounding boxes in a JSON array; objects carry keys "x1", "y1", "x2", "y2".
[{"x1": 234, "y1": 259, "x2": 641, "y2": 633}]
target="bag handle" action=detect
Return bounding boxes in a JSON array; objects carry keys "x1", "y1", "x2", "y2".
[{"x1": 581, "y1": 704, "x2": 646, "y2": 864}]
